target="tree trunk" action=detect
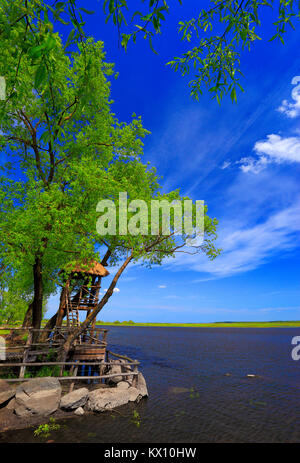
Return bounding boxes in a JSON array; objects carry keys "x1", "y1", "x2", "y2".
[
  {"x1": 39, "y1": 312, "x2": 58, "y2": 343},
  {"x1": 56, "y1": 278, "x2": 70, "y2": 328},
  {"x1": 22, "y1": 302, "x2": 33, "y2": 328},
  {"x1": 32, "y1": 257, "x2": 44, "y2": 342}
]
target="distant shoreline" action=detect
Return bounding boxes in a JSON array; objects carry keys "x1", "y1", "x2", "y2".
[{"x1": 94, "y1": 321, "x2": 300, "y2": 328}]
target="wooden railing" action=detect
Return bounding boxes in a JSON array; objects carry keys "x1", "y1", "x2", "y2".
[{"x1": 0, "y1": 326, "x2": 140, "y2": 389}]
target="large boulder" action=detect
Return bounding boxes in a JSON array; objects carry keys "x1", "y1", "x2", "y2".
[
  {"x1": 60, "y1": 387, "x2": 89, "y2": 410},
  {"x1": 14, "y1": 377, "x2": 61, "y2": 417},
  {"x1": 0, "y1": 379, "x2": 16, "y2": 406},
  {"x1": 86, "y1": 385, "x2": 140, "y2": 412}
]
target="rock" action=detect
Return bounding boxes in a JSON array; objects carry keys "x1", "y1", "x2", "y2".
[
  {"x1": 106, "y1": 360, "x2": 123, "y2": 384},
  {"x1": 14, "y1": 377, "x2": 61, "y2": 417},
  {"x1": 0, "y1": 379, "x2": 16, "y2": 406},
  {"x1": 116, "y1": 381, "x2": 130, "y2": 390},
  {"x1": 60, "y1": 388, "x2": 89, "y2": 410},
  {"x1": 135, "y1": 372, "x2": 148, "y2": 397},
  {"x1": 87, "y1": 385, "x2": 141, "y2": 412},
  {"x1": 128, "y1": 387, "x2": 140, "y2": 402},
  {"x1": 74, "y1": 406, "x2": 84, "y2": 416},
  {"x1": 87, "y1": 388, "x2": 127, "y2": 412},
  {"x1": 106, "y1": 359, "x2": 133, "y2": 384},
  {"x1": 6, "y1": 398, "x2": 16, "y2": 410}
]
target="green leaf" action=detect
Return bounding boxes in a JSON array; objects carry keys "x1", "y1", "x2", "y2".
[
  {"x1": 240, "y1": 29, "x2": 248, "y2": 40},
  {"x1": 29, "y1": 43, "x2": 47, "y2": 59},
  {"x1": 65, "y1": 29, "x2": 75, "y2": 49},
  {"x1": 230, "y1": 87, "x2": 237, "y2": 103},
  {"x1": 79, "y1": 8, "x2": 95, "y2": 15},
  {"x1": 55, "y1": 2, "x2": 66, "y2": 9},
  {"x1": 44, "y1": 35, "x2": 56, "y2": 52},
  {"x1": 34, "y1": 64, "x2": 47, "y2": 88}
]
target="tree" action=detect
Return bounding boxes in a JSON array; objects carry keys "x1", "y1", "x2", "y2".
[
  {"x1": 0, "y1": 1, "x2": 220, "y2": 355},
  {"x1": 60, "y1": 158, "x2": 220, "y2": 358},
  {"x1": 0, "y1": 286, "x2": 29, "y2": 325},
  {"x1": 0, "y1": 12, "x2": 149, "y2": 331},
  {"x1": 0, "y1": 5, "x2": 220, "y2": 341},
  {"x1": 1, "y1": 1, "x2": 299, "y2": 103}
]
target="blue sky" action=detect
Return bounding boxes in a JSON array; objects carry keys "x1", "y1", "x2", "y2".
[{"x1": 46, "y1": 1, "x2": 300, "y2": 322}]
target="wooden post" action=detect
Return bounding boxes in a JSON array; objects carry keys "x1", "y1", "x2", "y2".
[
  {"x1": 132, "y1": 361, "x2": 139, "y2": 388},
  {"x1": 19, "y1": 329, "x2": 33, "y2": 378},
  {"x1": 69, "y1": 363, "x2": 78, "y2": 392},
  {"x1": 99, "y1": 359, "x2": 105, "y2": 384}
]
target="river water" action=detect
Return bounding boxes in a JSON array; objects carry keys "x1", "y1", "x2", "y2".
[{"x1": 2, "y1": 326, "x2": 300, "y2": 443}]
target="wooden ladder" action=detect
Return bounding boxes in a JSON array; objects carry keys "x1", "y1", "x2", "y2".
[{"x1": 66, "y1": 297, "x2": 80, "y2": 328}]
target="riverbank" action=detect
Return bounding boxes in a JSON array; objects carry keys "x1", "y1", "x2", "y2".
[
  {"x1": 0, "y1": 370, "x2": 148, "y2": 434},
  {"x1": 0, "y1": 403, "x2": 78, "y2": 433},
  {"x1": 94, "y1": 321, "x2": 300, "y2": 328}
]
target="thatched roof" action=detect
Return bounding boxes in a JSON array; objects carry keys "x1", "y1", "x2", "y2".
[{"x1": 64, "y1": 260, "x2": 109, "y2": 277}]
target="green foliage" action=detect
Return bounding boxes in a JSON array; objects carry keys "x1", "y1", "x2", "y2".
[
  {"x1": 131, "y1": 409, "x2": 141, "y2": 428},
  {"x1": 189, "y1": 386, "x2": 199, "y2": 399},
  {"x1": 0, "y1": 368, "x2": 18, "y2": 379},
  {"x1": 33, "y1": 417, "x2": 61, "y2": 438},
  {"x1": 35, "y1": 365, "x2": 61, "y2": 377},
  {"x1": 0, "y1": 18, "x2": 152, "y2": 319},
  {"x1": 21, "y1": 364, "x2": 70, "y2": 378},
  {"x1": 0, "y1": 287, "x2": 29, "y2": 324},
  {"x1": 0, "y1": 1, "x2": 220, "y2": 332},
  {"x1": 0, "y1": 1, "x2": 299, "y2": 103}
]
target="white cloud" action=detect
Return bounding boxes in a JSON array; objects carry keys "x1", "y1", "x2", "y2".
[
  {"x1": 158, "y1": 285, "x2": 167, "y2": 289},
  {"x1": 258, "y1": 306, "x2": 299, "y2": 313},
  {"x1": 113, "y1": 288, "x2": 120, "y2": 293},
  {"x1": 254, "y1": 134, "x2": 300, "y2": 163},
  {"x1": 277, "y1": 76, "x2": 300, "y2": 118},
  {"x1": 168, "y1": 200, "x2": 300, "y2": 278},
  {"x1": 237, "y1": 155, "x2": 269, "y2": 174},
  {"x1": 237, "y1": 134, "x2": 300, "y2": 173},
  {"x1": 220, "y1": 160, "x2": 231, "y2": 169}
]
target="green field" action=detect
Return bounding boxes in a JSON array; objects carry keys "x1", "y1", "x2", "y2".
[
  {"x1": 2, "y1": 321, "x2": 299, "y2": 331},
  {"x1": 94, "y1": 321, "x2": 300, "y2": 328}
]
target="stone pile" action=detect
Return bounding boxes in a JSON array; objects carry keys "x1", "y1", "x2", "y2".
[{"x1": 0, "y1": 363, "x2": 148, "y2": 418}]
